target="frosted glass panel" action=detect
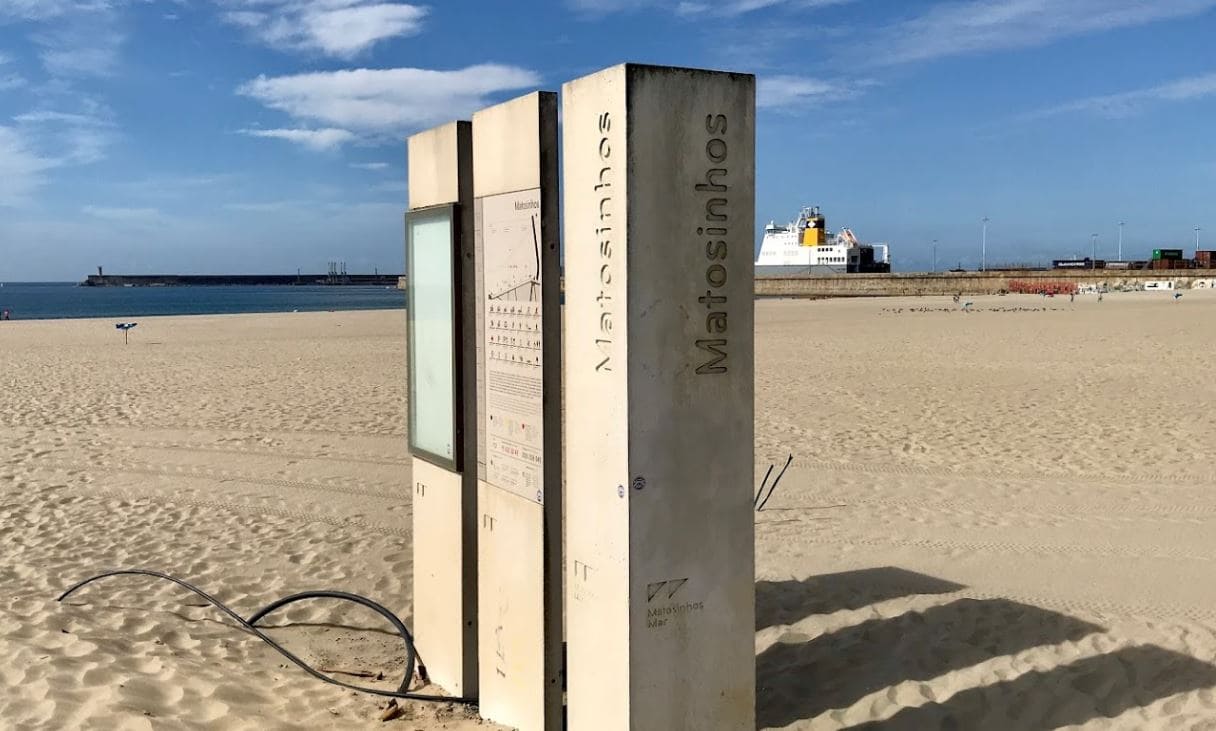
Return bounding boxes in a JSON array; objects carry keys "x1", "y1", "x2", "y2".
[{"x1": 407, "y1": 207, "x2": 457, "y2": 467}]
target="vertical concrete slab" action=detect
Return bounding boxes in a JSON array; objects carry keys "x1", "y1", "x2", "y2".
[
  {"x1": 409, "y1": 458, "x2": 470, "y2": 692},
  {"x1": 472, "y1": 91, "x2": 563, "y2": 731},
  {"x1": 406, "y1": 121, "x2": 477, "y2": 697},
  {"x1": 563, "y1": 64, "x2": 756, "y2": 730}
]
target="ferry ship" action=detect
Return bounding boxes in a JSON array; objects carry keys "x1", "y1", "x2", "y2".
[{"x1": 755, "y1": 206, "x2": 890, "y2": 275}]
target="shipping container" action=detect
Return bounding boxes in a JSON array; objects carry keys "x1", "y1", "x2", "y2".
[
  {"x1": 1105, "y1": 261, "x2": 1132, "y2": 269},
  {"x1": 1053, "y1": 259, "x2": 1091, "y2": 269}
]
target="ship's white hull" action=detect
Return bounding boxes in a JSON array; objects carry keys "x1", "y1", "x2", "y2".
[
  {"x1": 755, "y1": 207, "x2": 891, "y2": 274},
  {"x1": 755, "y1": 264, "x2": 850, "y2": 276}
]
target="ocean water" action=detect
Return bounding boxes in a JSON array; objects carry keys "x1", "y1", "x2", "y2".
[{"x1": 0, "y1": 282, "x2": 405, "y2": 321}]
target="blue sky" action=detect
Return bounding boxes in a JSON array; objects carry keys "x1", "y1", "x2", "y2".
[{"x1": 1, "y1": 0, "x2": 1214, "y2": 279}]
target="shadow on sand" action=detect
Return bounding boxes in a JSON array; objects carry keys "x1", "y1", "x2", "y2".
[
  {"x1": 844, "y1": 645, "x2": 1216, "y2": 730},
  {"x1": 756, "y1": 597, "x2": 1103, "y2": 727},
  {"x1": 754, "y1": 567, "x2": 1216, "y2": 729},
  {"x1": 755, "y1": 566, "x2": 964, "y2": 631}
]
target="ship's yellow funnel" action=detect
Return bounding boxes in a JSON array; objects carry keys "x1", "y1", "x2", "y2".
[{"x1": 800, "y1": 215, "x2": 826, "y2": 246}]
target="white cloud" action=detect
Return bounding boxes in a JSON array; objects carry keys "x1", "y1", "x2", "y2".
[
  {"x1": 351, "y1": 161, "x2": 390, "y2": 170},
  {"x1": 566, "y1": 0, "x2": 649, "y2": 12},
  {"x1": 0, "y1": 0, "x2": 114, "y2": 21},
  {"x1": 111, "y1": 173, "x2": 239, "y2": 200},
  {"x1": 222, "y1": 199, "x2": 404, "y2": 214},
  {"x1": 0, "y1": 108, "x2": 114, "y2": 205},
  {"x1": 14, "y1": 108, "x2": 115, "y2": 164},
  {"x1": 0, "y1": 52, "x2": 24, "y2": 90},
  {"x1": 1024, "y1": 71, "x2": 1216, "y2": 120},
  {"x1": 574, "y1": 0, "x2": 852, "y2": 15},
  {"x1": 0, "y1": 5, "x2": 125, "y2": 209},
  {"x1": 1, "y1": 0, "x2": 128, "y2": 77},
  {"x1": 865, "y1": 0, "x2": 1216, "y2": 66},
  {"x1": 34, "y1": 25, "x2": 126, "y2": 77},
  {"x1": 677, "y1": 0, "x2": 852, "y2": 16},
  {"x1": 239, "y1": 127, "x2": 356, "y2": 150},
  {"x1": 237, "y1": 64, "x2": 540, "y2": 138},
  {"x1": 81, "y1": 205, "x2": 164, "y2": 222},
  {"x1": 13, "y1": 111, "x2": 103, "y2": 125},
  {"x1": 368, "y1": 179, "x2": 405, "y2": 194},
  {"x1": 0, "y1": 126, "x2": 57, "y2": 206},
  {"x1": 223, "y1": 200, "x2": 301, "y2": 212},
  {"x1": 220, "y1": 1, "x2": 427, "y2": 58},
  {"x1": 758, "y1": 75, "x2": 861, "y2": 109}
]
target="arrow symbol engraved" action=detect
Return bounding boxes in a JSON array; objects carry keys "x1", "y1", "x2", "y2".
[{"x1": 646, "y1": 578, "x2": 690, "y2": 602}]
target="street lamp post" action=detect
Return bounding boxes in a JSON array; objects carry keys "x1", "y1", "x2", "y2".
[
  {"x1": 1091, "y1": 233, "x2": 1098, "y2": 267},
  {"x1": 981, "y1": 217, "x2": 989, "y2": 272},
  {"x1": 1197, "y1": 226, "x2": 1203, "y2": 253},
  {"x1": 1118, "y1": 221, "x2": 1124, "y2": 261},
  {"x1": 932, "y1": 239, "x2": 938, "y2": 273}
]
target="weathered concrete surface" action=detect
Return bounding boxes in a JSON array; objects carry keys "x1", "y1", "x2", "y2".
[
  {"x1": 471, "y1": 91, "x2": 562, "y2": 731},
  {"x1": 409, "y1": 458, "x2": 473, "y2": 695},
  {"x1": 405, "y1": 120, "x2": 477, "y2": 697},
  {"x1": 408, "y1": 123, "x2": 465, "y2": 210},
  {"x1": 756, "y1": 269, "x2": 1216, "y2": 298},
  {"x1": 563, "y1": 64, "x2": 756, "y2": 731}
]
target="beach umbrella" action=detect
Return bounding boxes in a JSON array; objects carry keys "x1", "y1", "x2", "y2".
[{"x1": 115, "y1": 322, "x2": 138, "y2": 344}]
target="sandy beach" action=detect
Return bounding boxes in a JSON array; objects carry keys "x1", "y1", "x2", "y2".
[{"x1": 4, "y1": 292, "x2": 1216, "y2": 729}]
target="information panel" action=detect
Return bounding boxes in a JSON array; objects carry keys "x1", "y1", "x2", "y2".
[
  {"x1": 479, "y1": 188, "x2": 545, "y2": 503},
  {"x1": 406, "y1": 205, "x2": 459, "y2": 469}
]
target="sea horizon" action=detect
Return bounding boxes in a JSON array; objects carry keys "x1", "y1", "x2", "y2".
[{"x1": 0, "y1": 281, "x2": 405, "y2": 321}]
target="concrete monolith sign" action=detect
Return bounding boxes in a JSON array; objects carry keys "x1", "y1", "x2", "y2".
[
  {"x1": 405, "y1": 120, "x2": 477, "y2": 697},
  {"x1": 472, "y1": 91, "x2": 562, "y2": 731},
  {"x1": 562, "y1": 64, "x2": 756, "y2": 729}
]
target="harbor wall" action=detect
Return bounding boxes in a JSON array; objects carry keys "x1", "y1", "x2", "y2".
[
  {"x1": 754, "y1": 270, "x2": 1216, "y2": 298},
  {"x1": 82, "y1": 274, "x2": 402, "y2": 287},
  {"x1": 104, "y1": 270, "x2": 1213, "y2": 295}
]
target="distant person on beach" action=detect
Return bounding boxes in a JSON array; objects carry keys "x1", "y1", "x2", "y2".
[{"x1": 1, "y1": 309, "x2": 10, "y2": 320}]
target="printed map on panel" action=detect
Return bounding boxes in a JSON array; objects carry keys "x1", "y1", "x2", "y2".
[{"x1": 481, "y1": 188, "x2": 545, "y2": 503}]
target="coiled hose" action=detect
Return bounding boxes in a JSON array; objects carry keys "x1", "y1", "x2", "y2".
[{"x1": 57, "y1": 569, "x2": 475, "y2": 703}]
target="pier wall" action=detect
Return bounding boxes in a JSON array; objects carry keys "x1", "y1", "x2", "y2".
[
  {"x1": 83, "y1": 274, "x2": 402, "y2": 287},
  {"x1": 754, "y1": 270, "x2": 1216, "y2": 298},
  {"x1": 147, "y1": 270, "x2": 1211, "y2": 296}
]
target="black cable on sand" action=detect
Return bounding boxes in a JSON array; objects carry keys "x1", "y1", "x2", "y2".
[{"x1": 57, "y1": 569, "x2": 475, "y2": 704}]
